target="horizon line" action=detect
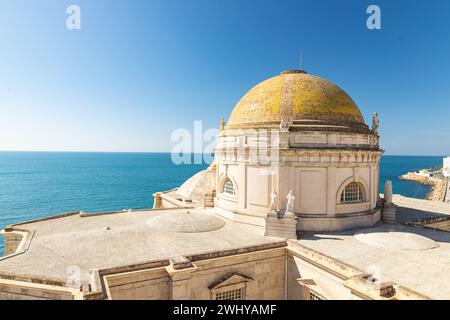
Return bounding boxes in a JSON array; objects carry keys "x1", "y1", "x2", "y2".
[{"x1": 0, "y1": 150, "x2": 448, "y2": 157}]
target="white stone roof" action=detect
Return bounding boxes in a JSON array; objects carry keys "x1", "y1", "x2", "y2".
[
  {"x1": 0, "y1": 208, "x2": 284, "y2": 284},
  {"x1": 296, "y1": 195, "x2": 450, "y2": 300}
]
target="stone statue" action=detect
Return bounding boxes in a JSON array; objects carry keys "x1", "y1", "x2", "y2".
[
  {"x1": 280, "y1": 116, "x2": 293, "y2": 131},
  {"x1": 285, "y1": 190, "x2": 295, "y2": 215},
  {"x1": 220, "y1": 118, "x2": 225, "y2": 131},
  {"x1": 384, "y1": 180, "x2": 393, "y2": 205},
  {"x1": 265, "y1": 190, "x2": 298, "y2": 238},
  {"x1": 269, "y1": 190, "x2": 278, "y2": 212},
  {"x1": 372, "y1": 112, "x2": 379, "y2": 136}
]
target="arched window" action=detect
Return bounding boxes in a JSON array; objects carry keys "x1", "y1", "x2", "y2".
[
  {"x1": 340, "y1": 182, "x2": 364, "y2": 203},
  {"x1": 222, "y1": 177, "x2": 236, "y2": 195}
]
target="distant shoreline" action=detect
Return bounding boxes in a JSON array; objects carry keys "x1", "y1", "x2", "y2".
[{"x1": 399, "y1": 172, "x2": 448, "y2": 202}]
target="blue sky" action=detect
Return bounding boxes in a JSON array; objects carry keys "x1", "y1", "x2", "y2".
[{"x1": 0, "y1": 0, "x2": 449, "y2": 155}]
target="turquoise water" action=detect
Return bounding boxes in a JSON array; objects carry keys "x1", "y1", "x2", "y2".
[
  {"x1": 0, "y1": 152, "x2": 444, "y2": 254},
  {"x1": 379, "y1": 155, "x2": 443, "y2": 198}
]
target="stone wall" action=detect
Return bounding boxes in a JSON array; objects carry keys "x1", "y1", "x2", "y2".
[
  {"x1": 0, "y1": 279, "x2": 79, "y2": 300},
  {"x1": 0, "y1": 242, "x2": 431, "y2": 300},
  {"x1": 189, "y1": 248, "x2": 285, "y2": 300},
  {"x1": 286, "y1": 241, "x2": 430, "y2": 300},
  {"x1": 286, "y1": 254, "x2": 359, "y2": 300},
  {"x1": 286, "y1": 242, "x2": 362, "y2": 300},
  {"x1": 104, "y1": 267, "x2": 170, "y2": 300},
  {"x1": 101, "y1": 248, "x2": 286, "y2": 300},
  {"x1": 2, "y1": 233, "x2": 22, "y2": 256},
  {"x1": 214, "y1": 131, "x2": 382, "y2": 231}
]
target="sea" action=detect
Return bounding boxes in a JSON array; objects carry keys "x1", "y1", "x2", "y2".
[{"x1": 0, "y1": 152, "x2": 444, "y2": 255}]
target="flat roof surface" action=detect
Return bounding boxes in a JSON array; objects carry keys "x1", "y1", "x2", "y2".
[
  {"x1": 2, "y1": 195, "x2": 450, "y2": 299},
  {"x1": 297, "y1": 195, "x2": 450, "y2": 300},
  {"x1": 0, "y1": 208, "x2": 283, "y2": 283}
]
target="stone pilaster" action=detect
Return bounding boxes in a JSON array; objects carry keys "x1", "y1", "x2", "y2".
[
  {"x1": 153, "y1": 192, "x2": 162, "y2": 209},
  {"x1": 203, "y1": 192, "x2": 215, "y2": 208},
  {"x1": 166, "y1": 256, "x2": 197, "y2": 300},
  {"x1": 2, "y1": 229, "x2": 23, "y2": 256}
]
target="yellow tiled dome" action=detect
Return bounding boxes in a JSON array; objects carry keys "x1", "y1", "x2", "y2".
[{"x1": 227, "y1": 70, "x2": 369, "y2": 132}]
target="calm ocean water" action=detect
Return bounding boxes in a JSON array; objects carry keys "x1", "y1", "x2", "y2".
[{"x1": 0, "y1": 152, "x2": 444, "y2": 254}]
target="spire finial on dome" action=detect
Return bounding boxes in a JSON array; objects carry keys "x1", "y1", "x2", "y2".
[
  {"x1": 300, "y1": 49, "x2": 303, "y2": 70},
  {"x1": 280, "y1": 70, "x2": 307, "y2": 75}
]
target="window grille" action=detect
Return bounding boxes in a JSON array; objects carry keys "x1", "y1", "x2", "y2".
[
  {"x1": 215, "y1": 288, "x2": 244, "y2": 300},
  {"x1": 309, "y1": 291, "x2": 325, "y2": 300},
  {"x1": 340, "y1": 182, "x2": 363, "y2": 203},
  {"x1": 223, "y1": 178, "x2": 235, "y2": 195}
]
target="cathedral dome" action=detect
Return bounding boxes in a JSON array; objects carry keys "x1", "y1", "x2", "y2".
[{"x1": 227, "y1": 70, "x2": 370, "y2": 133}]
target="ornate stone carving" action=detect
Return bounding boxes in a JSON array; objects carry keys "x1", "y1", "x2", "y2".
[
  {"x1": 215, "y1": 146, "x2": 383, "y2": 165},
  {"x1": 372, "y1": 112, "x2": 379, "y2": 136},
  {"x1": 220, "y1": 118, "x2": 225, "y2": 131}
]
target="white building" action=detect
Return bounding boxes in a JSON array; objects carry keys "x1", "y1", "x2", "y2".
[
  {"x1": 416, "y1": 169, "x2": 432, "y2": 178},
  {"x1": 3, "y1": 70, "x2": 450, "y2": 300},
  {"x1": 213, "y1": 70, "x2": 383, "y2": 232},
  {"x1": 444, "y1": 156, "x2": 450, "y2": 178}
]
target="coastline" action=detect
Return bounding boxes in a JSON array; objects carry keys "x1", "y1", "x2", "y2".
[{"x1": 399, "y1": 172, "x2": 448, "y2": 202}]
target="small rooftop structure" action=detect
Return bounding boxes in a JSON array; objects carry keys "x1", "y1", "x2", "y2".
[{"x1": 444, "y1": 156, "x2": 450, "y2": 178}]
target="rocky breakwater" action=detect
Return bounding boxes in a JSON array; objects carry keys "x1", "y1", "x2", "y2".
[{"x1": 399, "y1": 172, "x2": 448, "y2": 202}]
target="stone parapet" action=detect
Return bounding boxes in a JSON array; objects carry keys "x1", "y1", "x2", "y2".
[
  {"x1": 287, "y1": 240, "x2": 431, "y2": 300},
  {"x1": 265, "y1": 213, "x2": 298, "y2": 239}
]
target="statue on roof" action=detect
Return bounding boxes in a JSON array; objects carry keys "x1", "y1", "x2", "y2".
[
  {"x1": 280, "y1": 116, "x2": 293, "y2": 131},
  {"x1": 269, "y1": 190, "x2": 278, "y2": 213},
  {"x1": 372, "y1": 112, "x2": 379, "y2": 136},
  {"x1": 285, "y1": 190, "x2": 295, "y2": 217}
]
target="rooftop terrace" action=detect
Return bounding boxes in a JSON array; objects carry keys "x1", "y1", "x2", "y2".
[
  {"x1": 297, "y1": 195, "x2": 450, "y2": 300},
  {"x1": 0, "y1": 208, "x2": 283, "y2": 285}
]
